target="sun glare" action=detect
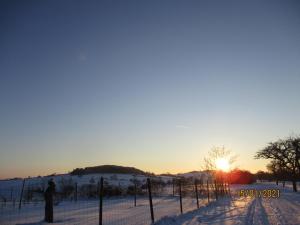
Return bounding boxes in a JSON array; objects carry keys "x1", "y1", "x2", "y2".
[{"x1": 216, "y1": 158, "x2": 230, "y2": 172}]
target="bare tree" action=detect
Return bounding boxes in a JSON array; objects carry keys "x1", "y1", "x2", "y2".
[
  {"x1": 288, "y1": 137, "x2": 300, "y2": 174},
  {"x1": 203, "y1": 146, "x2": 237, "y2": 171},
  {"x1": 255, "y1": 138, "x2": 299, "y2": 192},
  {"x1": 266, "y1": 159, "x2": 288, "y2": 186},
  {"x1": 202, "y1": 146, "x2": 237, "y2": 183}
]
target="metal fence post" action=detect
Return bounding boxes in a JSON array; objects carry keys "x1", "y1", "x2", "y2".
[
  {"x1": 194, "y1": 180, "x2": 199, "y2": 209},
  {"x1": 147, "y1": 178, "x2": 154, "y2": 223},
  {"x1": 220, "y1": 182, "x2": 224, "y2": 196},
  {"x1": 97, "y1": 181, "x2": 100, "y2": 198},
  {"x1": 228, "y1": 182, "x2": 231, "y2": 197},
  {"x1": 10, "y1": 187, "x2": 13, "y2": 201},
  {"x1": 19, "y1": 179, "x2": 25, "y2": 210},
  {"x1": 99, "y1": 177, "x2": 103, "y2": 225},
  {"x1": 226, "y1": 182, "x2": 229, "y2": 195},
  {"x1": 179, "y1": 180, "x2": 183, "y2": 214},
  {"x1": 206, "y1": 180, "x2": 210, "y2": 203},
  {"x1": 172, "y1": 179, "x2": 175, "y2": 196},
  {"x1": 214, "y1": 180, "x2": 218, "y2": 200},
  {"x1": 134, "y1": 183, "x2": 137, "y2": 207},
  {"x1": 75, "y1": 182, "x2": 78, "y2": 202}
]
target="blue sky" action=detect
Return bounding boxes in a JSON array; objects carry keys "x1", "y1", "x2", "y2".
[{"x1": 1, "y1": 0, "x2": 300, "y2": 178}]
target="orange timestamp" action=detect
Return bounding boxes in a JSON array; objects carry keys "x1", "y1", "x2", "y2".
[{"x1": 238, "y1": 189, "x2": 280, "y2": 198}]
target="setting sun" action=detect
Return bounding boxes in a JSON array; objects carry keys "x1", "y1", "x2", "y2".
[{"x1": 216, "y1": 158, "x2": 230, "y2": 172}]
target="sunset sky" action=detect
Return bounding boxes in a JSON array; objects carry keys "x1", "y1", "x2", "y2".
[{"x1": 1, "y1": 0, "x2": 300, "y2": 179}]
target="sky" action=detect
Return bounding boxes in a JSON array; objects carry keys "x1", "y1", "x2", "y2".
[{"x1": 1, "y1": 0, "x2": 300, "y2": 179}]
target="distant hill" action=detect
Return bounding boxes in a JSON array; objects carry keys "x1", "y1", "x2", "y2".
[{"x1": 70, "y1": 165, "x2": 148, "y2": 176}]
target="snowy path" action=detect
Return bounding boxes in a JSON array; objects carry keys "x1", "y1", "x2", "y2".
[{"x1": 155, "y1": 183, "x2": 300, "y2": 225}]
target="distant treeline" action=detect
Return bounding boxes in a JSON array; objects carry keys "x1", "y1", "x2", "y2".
[{"x1": 70, "y1": 165, "x2": 152, "y2": 176}]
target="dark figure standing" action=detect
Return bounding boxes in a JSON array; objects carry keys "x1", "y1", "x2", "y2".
[{"x1": 44, "y1": 179, "x2": 56, "y2": 223}]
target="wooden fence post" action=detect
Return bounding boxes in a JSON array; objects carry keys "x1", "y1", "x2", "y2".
[
  {"x1": 19, "y1": 179, "x2": 25, "y2": 210},
  {"x1": 206, "y1": 180, "x2": 210, "y2": 203},
  {"x1": 179, "y1": 180, "x2": 183, "y2": 214},
  {"x1": 194, "y1": 180, "x2": 199, "y2": 209},
  {"x1": 99, "y1": 177, "x2": 103, "y2": 225},
  {"x1": 147, "y1": 178, "x2": 154, "y2": 223},
  {"x1": 44, "y1": 180, "x2": 55, "y2": 223}
]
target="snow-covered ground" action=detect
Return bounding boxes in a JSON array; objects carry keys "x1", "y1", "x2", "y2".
[
  {"x1": 0, "y1": 172, "x2": 204, "y2": 225},
  {"x1": 0, "y1": 196, "x2": 203, "y2": 225},
  {"x1": 1, "y1": 177, "x2": 300, "y2": 225},
  {"x1": 155, "y1": 183, "x2": 300, "y2": 225}
]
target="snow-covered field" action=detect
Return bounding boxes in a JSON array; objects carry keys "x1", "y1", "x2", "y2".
[
  {"x1": 0, "y1": 196, "x2": 203, "y2": 225},
  {"x1": 0, "y1": 172, "x2": 206, "y2": 225},
  {"x1": 1, "y1": 175, "x2": 300, "y2": 225},
  {"x1": 0, "y1": 173, "x2": 179, "y2": 208},
  {"x1": 0, "y1": 173, "x2": 158, "y2": 200}
]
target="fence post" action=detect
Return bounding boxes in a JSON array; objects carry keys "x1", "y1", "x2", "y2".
[
  {"x1": 221, "y1": 182, "x2": 223, "y2": 196},
  {"x1": 214, "y1": 180, "x2": 218, "y2": 200},
  {"x1": 134, "y1": 183, "x2": 137, "y2": 207},
  {"x1": 75, "y1": 182, "x2": 78, "y2": 202},
  {"x1": 172, "y1": 179, "x2": 175, "y2": 196},
  {"x1": 99, "y1": 177, "x2": 103, "y2": 225},
  {"x1": 220, "y1": 182, "x2": 224, "y2": 196},
  {"x1": 44, "y1": 180, "x2": 55, "y2": 223},
  {"x1": 194, "y1": 180, "x2": 199, "y2": 209},
  {"x1": 97, "y1": 181, "x2": 100, "y2": 198},
  {"x1": 147, "y1": 178, "x2": 154, "y2": 223},
  {"x1": 226, "y1": 182, "x2": 229, "y2": 195},
  {"x1": 206, "y1": 180, "x2": 210, "y2": 203},
  {"x1": 10, "y1": 187, "x2": 13, "y2": 201},
  {"x1": 19, "y1": 179, "x2": 25, "y2": 210},
  {"x1": 179, "y1": 180, "x2": 183, "y2": 214}
]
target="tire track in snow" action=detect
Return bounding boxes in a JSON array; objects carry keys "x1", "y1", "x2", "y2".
[
  {"x1": 155, "y1": 183, "x2": 300, "y2": 225},
  {"x1": 262, "y1": 196, "x2": 300, "y2": 225},
  {"x1": 244, "y1": 198, "x2": 256, "y2": 225},
  {"x1": 262, "y1": 198, "x2": 286, "y2": 225},
  {"x1": 244, "y1": 198, "x2": 269, "y2": 225}
]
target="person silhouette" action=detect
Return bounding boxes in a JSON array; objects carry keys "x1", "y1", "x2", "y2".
[{"x1": 44, "y1": 179, "x2": 56, "y2": 223}]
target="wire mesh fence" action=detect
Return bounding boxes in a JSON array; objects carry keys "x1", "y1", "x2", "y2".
[{"x1": 0, "y1": 176, "x2": 230, "y2": 225}]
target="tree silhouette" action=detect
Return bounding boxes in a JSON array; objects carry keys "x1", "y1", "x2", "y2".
[{"x1": 255, "y1": 137, "x2": 300, "y2": 192}]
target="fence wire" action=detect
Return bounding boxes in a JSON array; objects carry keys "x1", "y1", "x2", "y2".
[{"x1": 0, "y1": 176, "x2": 230, "y2": 225}]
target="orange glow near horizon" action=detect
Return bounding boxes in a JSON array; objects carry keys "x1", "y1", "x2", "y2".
[{"x1": 0, "y1": 160, "x2": 268, "y2": 180}]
